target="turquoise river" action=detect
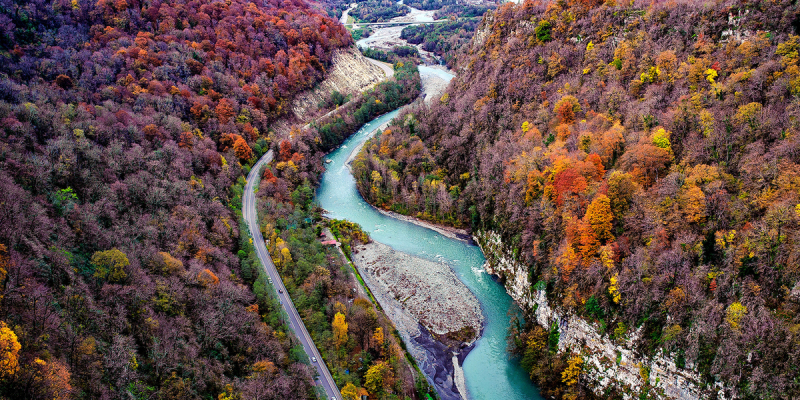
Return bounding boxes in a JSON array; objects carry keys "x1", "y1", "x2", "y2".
[{"x1": 316, "y1": 94, "x2": 544, "y2": 399}]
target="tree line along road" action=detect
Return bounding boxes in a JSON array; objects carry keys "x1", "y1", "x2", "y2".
[{"x1": 242, "y1": 149, "x2": 340, "y2": 400}]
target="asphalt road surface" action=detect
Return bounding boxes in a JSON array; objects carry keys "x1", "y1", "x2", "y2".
[{"x1": 243, "y1": 150, "x2": 340, "y2": 400}]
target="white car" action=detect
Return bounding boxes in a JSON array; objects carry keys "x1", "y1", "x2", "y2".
[{"x1": 311, "y1": 356, "x2": 317, "y2": 363}]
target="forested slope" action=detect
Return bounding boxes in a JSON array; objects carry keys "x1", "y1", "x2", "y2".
[
  {"x1": 354, "y1": 0, "x2": 800, "y2": 397},
  {"x1": 0, "y1": 0, "x2": 351, "y2": 398}
]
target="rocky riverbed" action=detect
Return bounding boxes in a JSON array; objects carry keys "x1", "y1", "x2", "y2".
[
  {"x1": 352, "y1": 241, "x2": 483, "y2": 340},
  {"x1": 350, "y1": 241, "x2": 484, "y2": 400}
]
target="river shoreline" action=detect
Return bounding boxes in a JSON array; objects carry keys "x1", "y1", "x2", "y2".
[{"x1": 373, "y1": 208, "x2": 472, "y2": 242}]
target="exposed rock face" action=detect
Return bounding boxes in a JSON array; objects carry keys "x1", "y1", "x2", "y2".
[
  {"x1": 290, "y1": 46, "x2": 386, "y2": 118},
  {"x1": 474, "y1": 230, "x2": 725, "y2": 400}
]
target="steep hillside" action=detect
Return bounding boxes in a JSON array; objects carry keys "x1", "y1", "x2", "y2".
[
  {"x1": 353, "y1": 0, "x2": 800, "y2": 398},
  {"x1": 290, "y1": 46, "x2": 387, "y2": 119},
  {"x1": 0, "y1": 0, "x2": 350, "y2": 398}
]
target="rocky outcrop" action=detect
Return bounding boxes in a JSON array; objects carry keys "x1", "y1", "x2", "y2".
[
  {"x1": 290, "y1": 46, "x2": 386, "y2": 119},
  {"x1": 474, "y1": 230, "x2": 725, "y2": 400}
]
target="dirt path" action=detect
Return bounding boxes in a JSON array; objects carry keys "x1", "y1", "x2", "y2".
[
  {"x1": 340, "y1": 3, "x2": 356, "y2": 25},
  {"x1": 366, "y1": 57, "x2": 394, "y2": 79}
]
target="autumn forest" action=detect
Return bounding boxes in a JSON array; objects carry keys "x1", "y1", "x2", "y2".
[
  {"x1": 2, "y1": 0, "x2": 800, "y2": 399},
  {"x1": 354, "y1": 0, "x2": 800, "y2": 398}
]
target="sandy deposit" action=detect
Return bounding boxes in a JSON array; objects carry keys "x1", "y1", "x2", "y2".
[
  {"x1": 350, "y1": 241, "x2": 482, "y2": 400},
  {"x1": 419, "y1": 67, "x2": 451, "y2": 103},
  {"x1": 351, "y1": 241, "x2": 483, "y2": 338}
]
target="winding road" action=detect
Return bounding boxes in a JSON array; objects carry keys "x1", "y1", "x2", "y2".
[{"x1": 243, "y1": 150, "x2": 340, "y2": 400}]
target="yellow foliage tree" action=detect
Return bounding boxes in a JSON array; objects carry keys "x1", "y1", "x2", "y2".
[
  {"x1": 218, "y1": 384, "x2": 238, "y2": 400},
  {"x1": 280, "y1": 247, "x2": 292, "y2": 267},
  {"x1": 734, "y1": 102, "x2": 763, "y2": 135},
  {"x1": 525, "y1": 326, "x2": 548, "y2": 359},
  {"x1": 607, "y1": 171, "x2": 638, "y2": 219},
  {"x1": 608, "y1": 274, "x2": 620, "y2": 303},
  {"x1": 364, "y1": 361, "x2": 392, "y2": 394},
  {"x1": 704, "y1": 68, "x2": 717, "y2": 83},
  {"x1": 332, "y1": 312, "x2": 348, "y2": 348},
  {"x1": 561, "y1": 354, "x2": 583, "y2": 386},
  {"x1": 373, "y1": 327, "x2": 384, "y2": 349},
  {"x1": 0, "y1": 321, "x2": 20, "y2": 378},
  {"x1": 341, "y1": 383, "x2": 358, "y2": 400},
  {"x1": 726, "y1": 302, "x2": 747, "y2": 329},
  {"x1": 651, "y1": 127, "x2": 672, "y2": 151},
  {"x1": 341, "y1": 382, "x2": 367, "y2": 400},
  {"x1": 600, "y1": 246, "x2": 614, "y2": 269},
  {"x1": 153, "y1": 252, "x2": 184, "y2": 276},
  {"x1": 91, "y1": 249, "x2": 129, "y2": 283}
]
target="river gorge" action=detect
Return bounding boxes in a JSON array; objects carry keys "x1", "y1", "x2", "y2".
[
  {"x1": 316, "y1": 110, "x2": 543, "y2": 399},
  {"x1": 312, "y1": 4, "x2": 548, "y2": 398}
]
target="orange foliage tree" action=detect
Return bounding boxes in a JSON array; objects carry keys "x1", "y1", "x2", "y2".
[
  {"x1": 28, "y1": 358, "x2": 72, "y2": 399},
  {"x1": 197, "y1": 269, "x2": 220, "y2": 287},
  {"x1": 215, "y1": 98, "x2": 235, "y2": 124},
  {"x1": 585, "y1": 194, "x2": 614, "y2": 242},
  {"x1": 233, "y1": 137, "x2": 253, "y2": 161}
]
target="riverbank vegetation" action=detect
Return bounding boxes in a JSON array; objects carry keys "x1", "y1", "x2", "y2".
[
  {"x1": 354, "y1": 0, "x2": 800, "y2": 397},
  {"x1": 0, "y1": 0, "x2": 354, "y2": 397},
  {"x1": 433, "y1": 4, "x2": 493, "y2": 19},
  {"x1": 254, "y1": 171, "x2": 429, "y2": 398},
  {"x1": 403, "y1": 0, "x2": 457, "y2": 11},
  {"x1": 361, "y1": 46, "x2": 422, "y2": 64},
  {"x1": 351, "y1": 27, "x2": 373, "y2": 41}
]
